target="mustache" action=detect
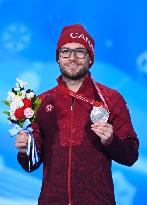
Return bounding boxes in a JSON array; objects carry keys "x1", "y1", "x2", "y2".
[
  {"x1": 66, "y1": 59, "x2": 82, "y2": 64},
  {"x1": 66, "y1": 62, "x2": 82, "y2": 66}
]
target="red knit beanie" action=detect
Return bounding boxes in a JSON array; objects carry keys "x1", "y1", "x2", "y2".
[{"x1": 56, "y1": 24, "x2": 95, "y2": 66}]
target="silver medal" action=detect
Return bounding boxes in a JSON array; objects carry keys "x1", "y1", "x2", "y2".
[{"x1": 90, "y1": 106, "x2": 109, "y2": 123}]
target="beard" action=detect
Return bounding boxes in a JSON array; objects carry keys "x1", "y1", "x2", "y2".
[{"x1": 59, "y1": 64, "x2": 89, "y2": 80}]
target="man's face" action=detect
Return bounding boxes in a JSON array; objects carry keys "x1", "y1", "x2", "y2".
[{"x1": 58, "y1": 43, "x2": 92, "y2": 80}]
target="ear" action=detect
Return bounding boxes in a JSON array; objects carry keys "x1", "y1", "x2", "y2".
[
  {"x1": 57, "y1": 59, "x2": 59, "y2": 64},
  {"x1": 89, "y1": 59, "x2": 92, "y2": 65}
]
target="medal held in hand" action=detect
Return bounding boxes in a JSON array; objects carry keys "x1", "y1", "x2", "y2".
[{"x1": 90, "y1": 106, "x2": 109, "y2": 123}]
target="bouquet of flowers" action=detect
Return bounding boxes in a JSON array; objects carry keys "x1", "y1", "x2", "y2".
[
  {"x1": 3, "y1": 78, "x2": 41, "y2": 170},
  {"x1": 3, "y1": 78, "x2": 41, "y2": 128}
]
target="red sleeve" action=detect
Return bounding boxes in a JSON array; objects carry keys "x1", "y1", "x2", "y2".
[{"x1": 103, "y1": 91, "x2": 139, "y2": 166}]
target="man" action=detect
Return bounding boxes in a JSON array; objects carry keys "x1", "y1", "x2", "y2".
[{"x1": 15, "y1": 24, "x2": 139, "y2": 205}]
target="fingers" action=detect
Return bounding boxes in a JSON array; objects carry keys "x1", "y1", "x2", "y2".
[
  {"x1": 15, "y1": 141, "x2": 27, "y2": 149},
  {"x1": 15, "y1": 132, "x2": 29, "y2": 153},
  {"x1": 91, "y1": 121, "x2": 112, "y2": 129},
  {"x1": 91, "y1": 122, "x2": 113, "y2": 145}
]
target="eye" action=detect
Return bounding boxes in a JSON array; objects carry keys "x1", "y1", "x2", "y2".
[
  {"x1": 77, "y1": 50, "x2": 84, "y2": 53},
  {"x1": 60, "y1": 48, "x2": 70, "y2": 53},
  {"x1": 76, "y1": 48, "x2": 87, "y2": 54}
]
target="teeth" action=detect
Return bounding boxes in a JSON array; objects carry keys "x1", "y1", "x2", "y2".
[{"x1": 67, "y1": 64, "x2": 78, "y2": 67}]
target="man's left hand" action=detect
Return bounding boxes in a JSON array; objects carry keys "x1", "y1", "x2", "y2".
[{"x1": 91, "y1": 122, "x2": 113, "y2": 145}]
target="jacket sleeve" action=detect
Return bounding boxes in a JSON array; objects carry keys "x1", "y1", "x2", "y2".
[
  {"x1": 103, "y1": 91, "x2": 139, "y2": 166},
  {"x1": 17, "y1": 120, "x2": 43, "y2": 172}
]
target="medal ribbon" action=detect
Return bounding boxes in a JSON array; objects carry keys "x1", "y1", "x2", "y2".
[
  {"x1": 92, "y1": 79, "x2": 109, "y2": 111},
  {"x1": 58, "y1": 82, "x2": 108, "y2": 111}
]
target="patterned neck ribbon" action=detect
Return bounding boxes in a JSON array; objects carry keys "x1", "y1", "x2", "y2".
[{"x1": 57, "y1": 78, "x2": 109, "y2": 111}]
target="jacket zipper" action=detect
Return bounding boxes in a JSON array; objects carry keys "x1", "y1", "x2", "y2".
[{"x1": 68, "y1": 96, "x2": 74, "y2": 205}]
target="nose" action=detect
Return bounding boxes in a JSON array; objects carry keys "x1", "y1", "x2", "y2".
[{"x1": 69, "y1": 51, "x2": 76, "y2": 60}]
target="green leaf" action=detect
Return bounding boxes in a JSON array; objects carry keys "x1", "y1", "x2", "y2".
[
  {"x1": 2, "y1": 100, "x2": 10, "y2": 106},
  {"x1": 3, "y1": 111, "x2": 10, "y2": 116},
  {"x1": 33, "y1": 97, "x2": 41, "y2": 108},
  {"x1": 20, "y1": 87, "x2": 24, "y2": 91},
  {"x1": 18, "y1": 119, "x2": 25, "y2": 128},
  {"x1": 26, "y1": 89, "x2": 32, "y2": 93},
  {"x1": 12, "y1": 88, "x2": 17, "y2": 94},
  {"x1": 36, "y1": 97, "x2": 41, "y2": 105}
]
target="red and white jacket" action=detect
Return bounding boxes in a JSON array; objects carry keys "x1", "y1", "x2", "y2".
[{"x1": 17, "y1": 73, "x2": 139, "y2": 205}]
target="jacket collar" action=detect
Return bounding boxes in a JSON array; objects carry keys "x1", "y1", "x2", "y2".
[{"x1": 56, "y1": 71, "x2": 92, "y2": 92}]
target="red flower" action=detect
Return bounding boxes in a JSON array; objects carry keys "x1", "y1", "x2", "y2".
[
  {"x1": 23, "y1": 98, "x2": 32, "y2": 108},
  {"x1": 14, "y1": 107, "x2": 25, "y2": 120}
]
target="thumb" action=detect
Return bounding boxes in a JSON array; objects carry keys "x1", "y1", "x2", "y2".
[{"x1": 19, "y1": 130, "x2": 26, "y2": 135}]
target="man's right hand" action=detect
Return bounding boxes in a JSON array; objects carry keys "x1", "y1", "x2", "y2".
[{"x1": 15, "y1": 131, "x2": 29, "y2": 153}]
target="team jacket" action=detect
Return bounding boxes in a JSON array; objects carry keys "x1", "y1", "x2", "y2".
[{"x1": 17, "y1": 73, "x2": 139, "y2": 205}]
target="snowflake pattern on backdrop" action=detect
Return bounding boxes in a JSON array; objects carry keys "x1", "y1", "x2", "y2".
[
  {"x1": 136, "y1": 51, "x2": 147, "y2": 75},
  {"x1": 2, "y1": 23, "x2": 31, "y2": 52}
]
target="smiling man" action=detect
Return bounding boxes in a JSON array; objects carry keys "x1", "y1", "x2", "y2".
[{"x1": 15, "y1": 24, "x2": 139, "y2": 205}]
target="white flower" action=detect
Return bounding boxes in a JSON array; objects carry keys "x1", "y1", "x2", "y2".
[
  {"x1": 20, "y1": 90, "x2": 26, "y2": 99},
  {"x1": 15, "y1": 83, "x2": 19, "y2": 88},
  {"x1": 10, "y1": 110, "x2": 17, "y2": 121},
  {"x1": 7, "y1": 91, "x2": 15, "y2": 102},
  {"x1": 24, "y1": 107, "x2": 34, "y2": 119},
  {"x1": 14, "y1": 87, "x2": 20, "y2": 91},
  {"x1": 16, "y1": 78, "x2": 28, "y2": 88},
  {"x1": 26, "y1": 92, "x2": 35, "y2": 99},
  {"x1": 10, "y1": 96, "x2": 24, "y2": 111}
]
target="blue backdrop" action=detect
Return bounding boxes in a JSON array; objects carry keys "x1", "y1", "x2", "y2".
[{"x1": 0, "y1": 0, "x2": 147, "y2": 205}]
